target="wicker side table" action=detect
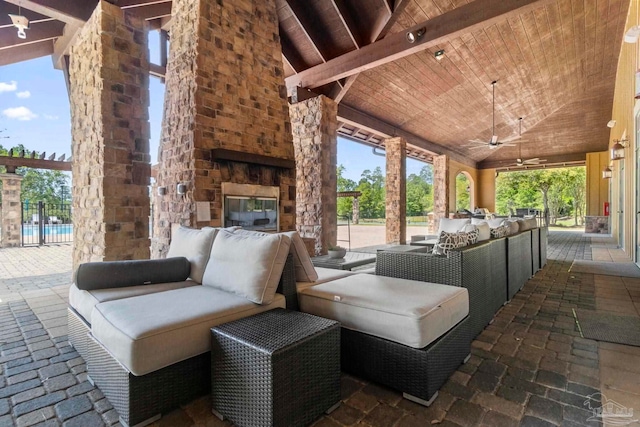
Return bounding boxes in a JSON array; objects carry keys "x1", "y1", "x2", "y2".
[{"x1": 211, "y1": 309, "x2": 340, "y2": 427}]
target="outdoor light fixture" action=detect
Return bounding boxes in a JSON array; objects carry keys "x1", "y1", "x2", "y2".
[
  {"x1": 8, "y1": 13, "x2": 29, "y2": 39},
  {"x1": 434, "y1": 49, "x2": 445, "y2": 61},
  {"x1": 607, "y1": 120, "x2": 616, "y2": 128},
  {"x1": 611, "y1": 138, "x2": 628, "y2": 160},
  {"x1": 406, "y1": 27, "x2": 426, "y2": 43},
  {"x1": 157, "y1": 186, "x2": 167, "y2": 196},
  {"x1": 176, "y1": 183, "x2": 187, "y2": 195},
  {"x1": 602, "y1": 166, "x2": 613, "y2": 179}
]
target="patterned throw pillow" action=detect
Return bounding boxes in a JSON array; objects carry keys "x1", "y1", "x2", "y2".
[
  {"x1": 460, "y1": 224, "x2": 479, "y2": 245},
  {"x1": 490, "y1": 225, "x2": 509, "y2": 238},
  {"x1": 432, "y1": 231, "x2": 465, "y2": 256}
]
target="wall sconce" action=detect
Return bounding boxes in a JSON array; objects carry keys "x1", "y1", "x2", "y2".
[
  {"x1": 602, "y1": 166, "x2": 613, "y2": 179},
  {"x1": 157, "y1": 186, "x2": 167, "y2": 196},
  {"x1": 176, "y1": 183, "x2": 187, "y2": 195},
  {"x1": 611, "y1": 138, "x2": 628, "y2": 160},
  {"x1": 406, "y1": 27, "x2": 426, "y2": 43}
]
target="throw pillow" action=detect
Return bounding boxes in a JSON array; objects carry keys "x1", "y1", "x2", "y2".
[
  {"x1": 283, "y1": 231, "x2": 318, "y2": 282},
  {"x1": 489, "y1": 225, "x2": 509, "y2": 239},
  {"x1": 166, "y1": 226, "x2": 218, "y2": 283},
  {"x1": 432, "y1": 231, "x2": 465, "y2": 256},
  {"x1": 473, "y1": 221, "x2": 491, "y2": 241},
  {"x1": 460, "y1": 224, "x2": 479, "y2": 245},
  {"x1": 202, "y1": 230, "x2": 291, "y2": 304}
]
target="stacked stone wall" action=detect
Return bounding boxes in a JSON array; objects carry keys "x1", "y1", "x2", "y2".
[
  {"x1": 433, "y1": 155, "x2": 449, "y2": 232},
  {"x1": 69, "y1": 1, "x2": 150, "y2": 267},
  {"x1": 0, "y1": 174, "x2": 23, "y2": 247},
  {"x1": 153, "y1": 0, "x2": 294, "y2": 257},
  {"x1": 290, "y1": 96, "x2": 338, "y2": 255},
  {"x1": 385, "y1": 137, "x2": 406, "y2": 244}
]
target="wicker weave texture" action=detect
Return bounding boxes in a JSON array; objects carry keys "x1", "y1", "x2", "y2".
[
  {"x1": 277, "y1": 254, "x2": 298, "y2": 310},
  {"x1": 488, "y1": 238, "x2": 508, "y2": 310},
  {"x1": 507, "y1": 232, "x2": 532, "y2": 300},
  {"x1": 540, "y1": 226, "x2": 548, "y2": 267},
  {"x1": 376, "y1": 242, "x2": 495, "y2": 340},
  {"x1": 68, "y1": 308, "x2": 89, "y2": 360},
  {"x1": 87, "y1": 334, "x2": 210, "y2": 426},
  {"x1": 211, "y1": 309, "x2": 340, "y2": 427},
  {"x1": 341, "y1": 317, "x2": 470, "y2": 401}
]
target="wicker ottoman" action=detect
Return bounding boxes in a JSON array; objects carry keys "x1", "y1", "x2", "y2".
[{"x1": 210, "y1": 308, "x2": 340, "y2": 427}]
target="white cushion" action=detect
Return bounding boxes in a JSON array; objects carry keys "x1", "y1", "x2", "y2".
[
  {"x1": 283, "y1": 231, "x2": 318, "y2": 282},
  {"x1": 486, "y1": 218, "x2": 505, "y2": 228},
  {"x1": 296, "y1": 267, "x2": 355, "y2": 291},
  {"x1": 472, "y1": 222, "x2": 491, "y2": 241},
  {"x1": 506, "y1": 220, "x2": 520, "y2": 235},
  {"x1": 91, "y1": 286, "x2": 285, "y2": 375},
  {"x1": 167, "y1": 226, "x2": 217, "y2": 283},
  {"x1": 69, "y1": 281, "x2": 198, "y2": 323},
  {"x1": 438, "y1": 218, "x2": 471, "y2": 234},
  {"x1": 299, "y1": 275, "x2": 469, "y2": 349},
  {"x1": 202, "y1": 230, "x2": 291, "y2": 304}
]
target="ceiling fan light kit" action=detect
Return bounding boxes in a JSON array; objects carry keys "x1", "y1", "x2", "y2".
[{"x1": 8, "y1": 14, "x2": 29, "y2": 40}]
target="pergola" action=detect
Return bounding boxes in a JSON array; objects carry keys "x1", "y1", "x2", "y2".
[{"x1": 0, "y1": 0, "x2": 630, "y2": 264}]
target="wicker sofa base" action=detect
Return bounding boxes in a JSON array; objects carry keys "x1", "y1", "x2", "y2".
[
  {"x1": 86, "y1": 333, "x2": 210, "y2": 427},
  {"x1": 68, "y1": 308, "x2": 90, "y2": 361},
  {"x1": 341, "y1": 316, "x2": 471, "y2": 404}
]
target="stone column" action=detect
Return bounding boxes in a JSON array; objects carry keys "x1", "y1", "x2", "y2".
[
  {"x1": 433, "y1": 154, "x2": 449, "y2": 232},
  {"x1": 352, "y1": 197, "x2": 360, "y2": 225},
  {"x1": 385, "y1": 137, "x2": 406, "y2": 244},
  {"x1": 0, "y1": 173, "x2": 23, "y2": 248},
  {"x1": 152, "y1": 0, "x2": 295, "y2": 258},
  {"x1": 69, "y1": 1, "x2": 151, "y2": 269},
  {"x1": 290, "y1": 95, "x2": 338, "y2": 255}
]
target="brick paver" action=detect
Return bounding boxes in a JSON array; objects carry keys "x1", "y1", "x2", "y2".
[{"x1": 0, "y1": 233, "x2": 638, "y2": 427}]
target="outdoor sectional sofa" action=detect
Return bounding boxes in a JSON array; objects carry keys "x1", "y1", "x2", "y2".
[{"x1": 68, "y1": 226, "x2": 476, "y2": 426}]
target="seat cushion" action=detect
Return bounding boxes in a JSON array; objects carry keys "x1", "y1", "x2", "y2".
[
  {"x1": 202, "y1": 230, "x2": 291, "y2": 304},
  {"x1": 91, "y1": 286, "x2": 286, "y2": 376},
  {"x1": 298, "y1": 275, "x2": 468, "y2": 349},
  {"x1": 167, "y1": 226, "x2": 218, "y2": 283},
  {"x1": 69, "y1": 281, "x2": 198, "y2": 324},
  {"x1": 296, "y1": 267, "x2": 355, "y2": 291}
]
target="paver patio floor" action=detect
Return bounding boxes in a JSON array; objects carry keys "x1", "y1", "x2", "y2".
[{"x1": 0, "y1": 232, "x2": 638, "y2": 427}]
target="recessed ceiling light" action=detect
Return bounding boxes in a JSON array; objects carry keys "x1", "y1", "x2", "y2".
[
  {"x1": 607, "y1": 120, "x2": 616, "y2": 128},
  {"x1": 434, "y1": 49, "x2": 445, "y2": 61},
  {"x1": 406, "y1": 27, "x2": 426, "y2": 44}
]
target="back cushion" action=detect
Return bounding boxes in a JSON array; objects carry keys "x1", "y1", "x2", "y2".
[
  {"x1": 473, "y1": 221, "x2": 491, "y2": 241},
  {"x1": 166, "y1": 226, "x2": 218, "y2": 283},
  {"x1": 486, "y1": 218, "x2": 505, "y2": 228},
  {"x1": 505, "y1": 220, "x2": 520, "y2": 235},
  {"x1": 202, "y1": 230, "x2": 291, "y2": 304},
  {"x1": 283, "y1": 231, "x2": 318, "y2": 282},
  {"x1": 432, "y1": 231, "x2": 465, "y2": 256},
  {"x1": 438, "y1": 218, "x2": 471, "y2": 234}
]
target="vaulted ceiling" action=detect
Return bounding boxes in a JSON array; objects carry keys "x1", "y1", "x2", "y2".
[{"x1": 0, "y1": 0, "x2": 631, "y2": 168}]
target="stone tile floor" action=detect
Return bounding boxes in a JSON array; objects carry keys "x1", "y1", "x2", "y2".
[{"x1": 0, "y1": 233, "x2": 638, "y2": 427}]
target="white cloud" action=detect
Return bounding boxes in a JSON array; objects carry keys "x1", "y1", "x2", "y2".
[
  {"x1": 2, "y1": 106, "x2": 37, "y2": 121},
  {"x1": 0, "y1": 81, "x2": 17, "y2": 93},
  {"x1": 44, "y1": 114, "x2": 59, "y2": 120},
  {"x1": 16, "y1": 90, "x2": 30, "y2": 99}
]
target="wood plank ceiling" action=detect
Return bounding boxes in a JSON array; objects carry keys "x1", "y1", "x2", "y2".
[{"x1": 0, "y1": 0, "x2": 630, "y2": 168}]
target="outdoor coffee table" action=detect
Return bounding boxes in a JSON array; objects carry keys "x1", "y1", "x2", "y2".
[
  {"x1": 210, "y1": 309, "x2": 340, "y2": 427},
  {"x1": 311, "y1": 251, "x2": 376, "y2": 270},
  {"x1": 376, "y1": 244, "x2": 430, "y2": 253}
]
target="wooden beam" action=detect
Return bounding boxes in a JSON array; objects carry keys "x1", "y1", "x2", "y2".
[
  {"x1": 478, "y1": 153, "x2": 587, "y2": 169},
  {"x1": 110, "y1": 0, "x2": 171, "y2": 8},
  {"x1": 149, "y1": 63, "x2": 166, "y2": 79},
  {"x1": 0, "y1": 20, "x2": 64, "y2": 50},
  {"x1": 286, "y1": 0, "x2": 555, "y2": 90},
  {"x1": 2, "y1": 0, "x2": 93, "y2": 26},
  {"x1": 211, "y1": 149, "x2": 295, "y2": 170},
  {"x1": 372, "y1": 0, "x2": 409, "y2": 42},
  {"x1": 329, "y1": 0, "x2": 362, "y2": 49},
  {"x1": 125, "y1": 2, "x2": 172, "y2": 20},
  {"x1": 284, "y1": 0, "x2": 329, "y2": 62},
  {"x1": 338, "y1": 104, "x2": 475, "y2": 167},
  {"x1": 0, "y1": 39, "x2": 53, "y2": 65},
  {"x1": 0, "y1": 156, "x2": 71, "y2": 171},
  {"x1": 52, "y1": 22, "x2": 82, "y2": 69},
  {"x1": 330, "y1": 75, "x2": 358, "y2": 103}
]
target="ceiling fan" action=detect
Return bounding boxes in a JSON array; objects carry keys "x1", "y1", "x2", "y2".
[
  {"x1": 510, "y1": 118, "x2": 546, "y2": 166},
  {"x1": 466, "y1": 81, "x2": 520, "y2": 150}
]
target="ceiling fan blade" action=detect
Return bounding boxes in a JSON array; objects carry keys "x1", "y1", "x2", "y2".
[
  {"x1": 501, "y1": 135, "x2": 521, "y2": 143},
  {"x1": 500, "y1": 143, "x2": 517, "y2": 147},
  {"x1": 467, "y1": 145, "x2": 489, "y2": 150},
  {"x1": 467, "y1": 139, "x2": 486, "y2": 144}
]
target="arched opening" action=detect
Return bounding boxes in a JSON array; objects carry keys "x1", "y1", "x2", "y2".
[{"x1": 455, "y1": 172, "x2": 472, "y2": 212}]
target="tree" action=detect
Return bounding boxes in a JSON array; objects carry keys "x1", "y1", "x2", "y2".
[
  {"x1": 336, "y1": 164, "x2": 357, "y2": 218},
  {"x1": 565, "y1": 167, "x2": 586, "y2": 225},
  {"x1": 357, "y1": 167, "x2": 385, "y2": 219},
  {"x1": 406, "y1": 165, "x2": 433, "y2": 216},
  {"x1": 455, "y1": 173, "x2": 470, "y2": 211}
]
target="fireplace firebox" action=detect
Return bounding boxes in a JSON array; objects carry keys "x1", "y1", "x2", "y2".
[{"x1": 222, "y1": 183, "x2": 279, "y2": 232}]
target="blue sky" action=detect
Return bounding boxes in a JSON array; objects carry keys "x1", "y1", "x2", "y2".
[{"x1": 0, "y1": 32, "x2": 427, "y2": 183}]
